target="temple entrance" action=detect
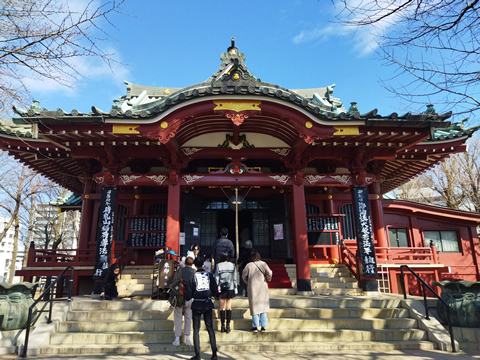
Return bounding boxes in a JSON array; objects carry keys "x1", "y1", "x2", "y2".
[{"x1": 181, "y1": 192, "x2": 289, "y2": 261}]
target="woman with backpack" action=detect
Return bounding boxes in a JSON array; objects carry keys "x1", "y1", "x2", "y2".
[
  {"x1": 214, "y1": 253, "x2": 237, "y2": 333},
  {"x1": 171, "y1": 256, "x2": 196, "y2": 346}
]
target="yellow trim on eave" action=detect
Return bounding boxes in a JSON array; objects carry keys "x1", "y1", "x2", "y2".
[
  {"x1": 112, "y1": 124, "x2": 140, "y2": 134},
  {"x1": 213, "y1": 100, "x2": 261, "y2": 112},
  {"x1": 333, "y1": 126, "x2": 359, "y2": 135}
]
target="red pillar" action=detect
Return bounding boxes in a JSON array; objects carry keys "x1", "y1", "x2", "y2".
[
  {"x1": 370, "y1": 182, "x2": 388, "y2": 249},
  {"x1": 78, "y1": 195, "x2": 93, "y2": 250},
  {"x1": 166, "y1": 184, "x2": 181, "y2": 254},
  {"x1": 292, "y1": 184, "x2": 311, "y2": 291}
]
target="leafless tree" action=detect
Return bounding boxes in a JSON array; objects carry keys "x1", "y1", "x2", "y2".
[
  {"x1": 336, "y1": 0, "x2": 480, "y2": 119},
  {"x1": 458, "y1": 133, "x2": 480, "y2": 213},
  {"x1": 0, "y1": 0, "x2": 125, "y2": 116},
  {"x1": 393, "y1": 133, "x2": 480, "y2": 213},
  {"x1": 0, "y1": 151, "x2": 77, "y2": 281}
]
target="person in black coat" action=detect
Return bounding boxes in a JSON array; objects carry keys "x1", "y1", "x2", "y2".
[
  {"x1": 184, "y1": 256, "x2": 219, "y2": 360},
  {"x1": 237, "y1": 240, "x2": 253, "y2": 297},
  {"x1": 212, "y1": 227, "x2": 235, "y2": 270},
  {"x1": 100, "y1": 263, "x2": 120, "y2": 300}
]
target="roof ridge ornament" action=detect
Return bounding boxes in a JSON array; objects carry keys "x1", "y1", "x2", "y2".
[{"x1": 208, "y1": 37, "x2": 260, "y2": 85}]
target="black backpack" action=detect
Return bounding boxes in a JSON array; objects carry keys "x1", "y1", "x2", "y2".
[{"x1": 168, "y1": 268, "x2": 185, "y2": 307}]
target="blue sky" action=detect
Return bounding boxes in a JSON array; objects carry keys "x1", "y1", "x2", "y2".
[{"x1": 27, "y1": 1, "x2": 439, "y2": 120}]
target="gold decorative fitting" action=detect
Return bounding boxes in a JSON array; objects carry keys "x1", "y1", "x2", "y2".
[
  {"x1": 328, "y1": 195, "x2": 333, "y2": 200},
  {"x1": 84, "y1": 194, "x2": 90, "y2": 199},
  {"x1": 229, "y1": 49, "x2": 237, "y2": 55},
  {"x1": 280, "y1": 189, "x2": 285, "y2": 193},
  {"x1": 333, "y1": 126, "x2": 360, "y2": 135},
  {"x1": 164, "y1": 89, "x2": 170, "y2": 95},
  {"x1": 160, "y1": 121, "x2": 168, "y2": 129},
  {"x1": 112, "y1": 124, "x2": 140, "y2": 134},
  {"x1": 135, "y1": 194, "x2": 140, "y2": 199},
  {"x1": 375, "y1": 195, "x2": 380, "y2": 199},
  {"x1": 233, "y1": 73, "x2": 240, "y2": 80},
  {"x1": 305, "y1": 121, "x2": 313, "y2": 129},
  {"x1": 213, "y1": 100, "x2": 261, "y2": 112}
]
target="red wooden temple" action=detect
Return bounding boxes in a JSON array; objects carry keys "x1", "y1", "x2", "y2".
[{"x1": 2, "y1": 39, "x2": 480, "y2": 295}]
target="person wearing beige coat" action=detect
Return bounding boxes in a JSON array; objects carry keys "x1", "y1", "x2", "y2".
[{"x1": 242, "y1": 249, "x2": 273, "y2": 333}]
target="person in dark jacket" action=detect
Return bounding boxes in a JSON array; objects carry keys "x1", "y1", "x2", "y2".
[
  {"x1": 100, "y1": 262, "x2": 120, "y2": 300},
  {"x1": 212, "y1": 227, "x2": 235, "y2": 270},
  {"x1": 172, "y1": 256, "x2": 196, "y2": 346},
  {"x1": 237, "y1": 240, "x2": 253, "y2": 297},
  {"x1": 184, "y1": 256, "x2": 219, "y2": 360}
]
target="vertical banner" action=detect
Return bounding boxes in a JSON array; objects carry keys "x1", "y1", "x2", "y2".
[
  {"x1": 93, "y1": 187, "x2": 118, "y2": 279},
  {"x1": 352, "y1": 187, "x2": 378, "y2": 277}
]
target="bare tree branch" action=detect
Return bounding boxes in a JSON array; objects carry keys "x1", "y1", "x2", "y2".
[{"x1": 336, "y1": 0, "x2": 480, "y2": 120}]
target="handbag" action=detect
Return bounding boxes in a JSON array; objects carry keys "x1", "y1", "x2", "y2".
[
  {"x1": 220, "y1": 281, "x2": 230, "y2": 292},
  {"x1": 254, "y1": 262, "x2": 270, "y2": 283}
]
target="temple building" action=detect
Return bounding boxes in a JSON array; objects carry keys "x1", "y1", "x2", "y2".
[{"x1": 2, "y1": 39, "x2": 480, "y2": 296}]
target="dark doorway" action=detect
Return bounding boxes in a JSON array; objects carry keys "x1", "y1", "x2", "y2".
[{"x1": 217, "y1": 210, "x2": 252, "y2": 258}]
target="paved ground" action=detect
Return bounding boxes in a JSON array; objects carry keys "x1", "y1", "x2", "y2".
[{"x1": 1, "y1": 348, "x2": 480, "y2": 360}]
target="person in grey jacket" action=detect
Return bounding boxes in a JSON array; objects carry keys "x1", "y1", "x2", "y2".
[
  {"x1": 214, "y1": 253, "x2": 238, "y2": 333},
  {"x1": 212, "y1": 227, "x2": 235, "y2": 269},
  {"x1": 171, "y1": 256, "x2": 196, "y2": 346}
]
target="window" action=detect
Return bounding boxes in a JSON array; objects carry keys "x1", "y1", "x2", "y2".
[
  {"x1": 340, "y1": 204, "x2": 357, "y2": 240},
  {"x1": 424, "y1": 230, "x2": 460, "y2": 253},
  {"x1": 388, "y1": 228, "x2": 409, "y2": 247}
]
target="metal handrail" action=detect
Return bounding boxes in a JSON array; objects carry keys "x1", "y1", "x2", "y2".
[
  {"x1": 21, "y1": 266, "x2": 74, "y2": 358},
  {"x1": 340, "y1": 240, "x2": 360, "y2": 282},
  {"x1": 399, "y1": 264, "x2": 456, "y2": 353}
]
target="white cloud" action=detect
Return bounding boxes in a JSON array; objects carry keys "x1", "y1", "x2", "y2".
[
  {"x1": 292, "y1": 0, "x2": 401, "y2": 56},
  {"x1": 22, "y1": 47, "x2": 131, "y2": 98}
]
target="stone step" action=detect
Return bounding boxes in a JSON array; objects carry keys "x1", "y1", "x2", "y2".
[
  {"x1": 39, "y1": 340, "x2": 436, "y2": 355},
  {"x1": 49, "y1": 328, "x2": 427, "y2": 345},
  {"x1": 121, "y1": 274, "x2": 153, "y2": 280},
  {"x1": 309, "y1": 276, "x2": 357, "y2": 282},
  {"x1": 70, "y1": 299, "x2": 170, "y2": 311},
  {"x1": 118, "y1": 277, "x2": 153, "y2": 284},
  {"x1": 117, "y1": 283, "x2": 150, "y2": 291},
  {"x1": 313, "y1": 288, "x2": 363, "y2": 296},
  {"x1": 66, "y1": 307, "x2": 410, "y2": 322},
  {"x1": 310, "y1": 282, "x2": 358, "y2": 290},
  {"x1": 73, "y1": 297, "x2": 402, "y2": 311},
  {"x1": 57, "y1": 317, "x2": 418, "y2": 333}
]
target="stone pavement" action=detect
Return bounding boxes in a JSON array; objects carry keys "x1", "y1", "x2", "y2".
[{"x1": 1, "y1": 348, "x2": 479, "y2": 360}]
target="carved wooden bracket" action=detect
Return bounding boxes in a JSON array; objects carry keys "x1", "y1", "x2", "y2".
[
  {"x1": 289, "y1": 119, "x2": 335, "y2": 144},
  {"x1": 169, "y1": 169, "x2": 178, "y2": 185},
  {"x1": 138, "y1": 118, "x2": 185, "y2": 144},
  {"x1": 295, "y1": 171, "x2": 304, "y2": 185}
]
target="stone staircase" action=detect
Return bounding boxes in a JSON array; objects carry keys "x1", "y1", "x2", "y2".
[
  {"x1": 117, "y1": 265, "x2": 155, "y2": 298},
  {"x1": 118, "y1": 263, "x2": 361, "y2": 298},
  {"x1": 286, "y1": 263, "x2": 362, "y2": 295},
  {"x1": 37, "y1": 294, "x2": 436, "y2": 355}
]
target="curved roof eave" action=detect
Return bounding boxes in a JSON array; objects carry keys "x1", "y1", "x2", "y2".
[{"x1": 104, "y1": 95, "x2": 365, "y2": 127}]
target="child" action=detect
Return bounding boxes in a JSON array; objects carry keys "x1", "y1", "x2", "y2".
[{"x1": 203, "y1": 253, "x2": 212, "y2": 273}]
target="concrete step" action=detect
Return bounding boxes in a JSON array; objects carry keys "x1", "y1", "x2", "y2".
[
  {"x1": 66, "y1": 307, "x2": 411, "y2": 322},
  {"x1": 117, "y1": 276, "x2": 153, "y2": 286},
  {"x1": 313, "y1": 288, "x2": 363, "y2": 296},
  {"x1": 39, "y1": 340, "x2": 436, "y2": 355},
  {"x1": 310, "y1": 282, "x2": 358, "y2": 290},
  {"x1": 119, "y1": 272, "x2": 153, "y2": 281},
  {"x1": 49, "y1": 328, "x2": 427, "y2": 345},
  {"x1": 70, "y1": 299, "x2": 170, "y2": 311},
  {"x1": 73, "y1": 297, "x2": 402, "y2": 311},
  {"x1": 57, "y1": 316, "x2": 418, "y2": 333},
  {"x1": 117, "y1": 283, "x2": 150, "y2": 291}
]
